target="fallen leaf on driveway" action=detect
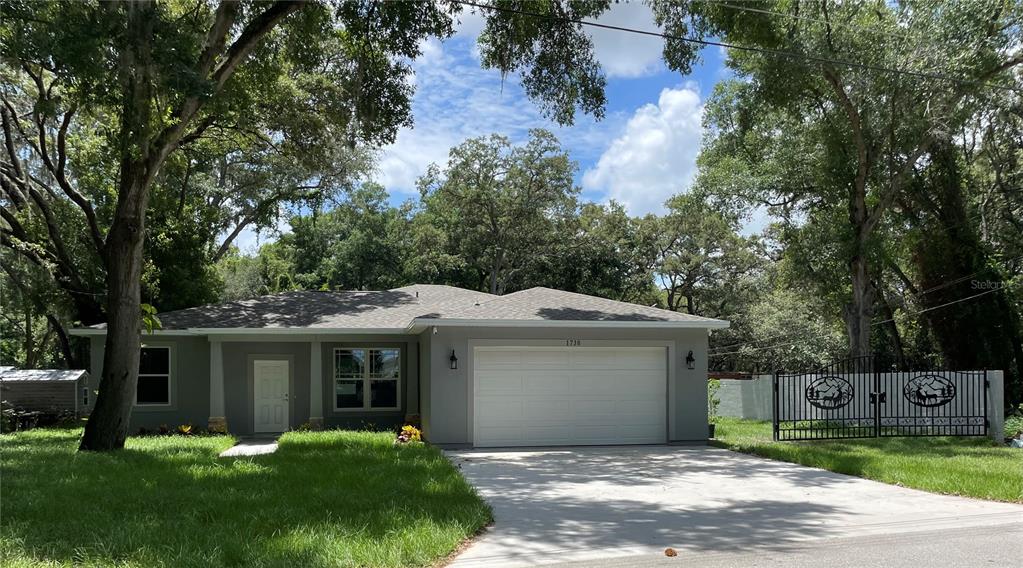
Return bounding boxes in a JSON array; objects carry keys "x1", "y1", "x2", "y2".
[{"x1": 664, "y1": 548, "x2": 678, "y2": 557}]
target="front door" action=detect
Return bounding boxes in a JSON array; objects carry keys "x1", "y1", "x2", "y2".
[{"x1": 254, "y1": 359, "x2": 289, "y2": 432}]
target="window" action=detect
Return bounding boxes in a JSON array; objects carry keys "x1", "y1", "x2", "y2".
[
  {"x1": 334, "y1": 348, "x2": 400, "y2": 410},
  {"x1": 82, "y1": 387, "x2": 89, "y2": 407},
  {"x1": 137, "y1": 346, "x2": 170, "y2": 406}
]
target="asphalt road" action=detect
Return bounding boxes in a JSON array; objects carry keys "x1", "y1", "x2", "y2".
[{"x1": 545, "y1": 522, "x2": 1023, "y2": 568}]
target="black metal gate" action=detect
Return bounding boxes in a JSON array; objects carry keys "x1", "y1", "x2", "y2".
[{"x1": 772, "y1": 356, "x2": 988, "y2": 441}]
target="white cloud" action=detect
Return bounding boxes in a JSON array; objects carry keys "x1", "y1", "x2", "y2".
[
  {"x1": 375, "y1": 37, "x2": 623, "y2": 195},
  {"x1": 582, "y1": 86, "x2": 704, "y2": 215},
  {"x1": 589, "y1": 2, "x2": 665, "y2": 78}
]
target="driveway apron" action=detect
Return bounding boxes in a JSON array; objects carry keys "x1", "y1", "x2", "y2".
[{"x1": 446, "y1": 446, "x2": 1022, "y2": 567}]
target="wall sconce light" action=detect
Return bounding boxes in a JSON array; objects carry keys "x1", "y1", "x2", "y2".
[
  {"x1": 685, "y1": 350, "x2": 696, "y2": 370},
  {"x1": 449, "y1": 350, "x2": 458, "y2": 370}
]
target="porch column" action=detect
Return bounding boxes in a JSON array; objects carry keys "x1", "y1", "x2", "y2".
[
  {"x1": 208, "y1": 340, "x2": 227, "y2": 433},
  {"x1": 309, "y1": 340, "x2": 324, "y2": 430}
]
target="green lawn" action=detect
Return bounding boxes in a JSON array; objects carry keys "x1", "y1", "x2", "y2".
[
  {"x1": 0, "y1": 429, "x2": 491, "y2": 568},
  {"x1": 713, "y1": 418, "x2": 1023, "y2": 503}
]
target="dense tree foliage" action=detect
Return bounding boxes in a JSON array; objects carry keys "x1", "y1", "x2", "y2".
[{"x1": 1, "y1": 0, "x2": 616, "y2": 450}]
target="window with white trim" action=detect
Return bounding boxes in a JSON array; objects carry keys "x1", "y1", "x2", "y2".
[
  {"x1": 136, "y1": 346, "x2": 171, "y2": 406},
  {"x1": 334, "y1": 348, "x2": 400, "y2": 410}
]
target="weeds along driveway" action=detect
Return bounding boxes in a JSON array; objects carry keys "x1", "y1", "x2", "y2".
[{"x1": 446, "y1": 445, "x2": 1023, "y2": 568}]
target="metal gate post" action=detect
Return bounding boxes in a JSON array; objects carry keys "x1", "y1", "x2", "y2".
[
  {"x1": 983, "y1": 368, "x2": 989, "y2": 437},
  {"x1": 873, "y1": 355, "x2": 881, "y2": 437},
  {"x1": 772, "y1": 370, "x2": 780, "y2": 441}
]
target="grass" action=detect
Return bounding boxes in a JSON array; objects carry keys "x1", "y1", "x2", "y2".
[
  {"x1": 0, "y1": 429, "x2": 491, "y2": 568},
  {"x1": 713, "y1": 418, "x2": 1023, "y2": 503}
]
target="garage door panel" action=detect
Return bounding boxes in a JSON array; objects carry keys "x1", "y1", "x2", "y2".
[
  {"x1": 522, "y1": 426, "x2": 574, "y2": 445},
  {"x1": 474, "y1": 346, "x2": 668, "y2": 447},
  {"x1": 520, "y1": 350, "x2": 571, "y2": 369},
  {"x1": 476, "y1": 426, "x2": 523, "y2": 444},
  {"x1": 569, "y1": 349, "x2": 665, "y2": 371},
  {"x1": 475, "y1": 350, "x2": 522, "y2": 368},
  {"x1": 616, "y1": 399, "x2": 667, "y2": 423},
  {"x1": 476, "y1": 399, "x2": 523, "y2": 425},
  {"x1": 522, "y1": 399, "x2": 572, "y2": 420},
  {"x1": 571, "y1": 372, "x2": 627, "y2": 395},
  {"x1": 477, "y1": 371, "x2": 523, "y2": 394},
  {"x1": 571, "y1": 399, "x2": 617, "y2": 418},
  {"x1": 522, "y1": 374, "x2": 572, "y2": 394}
]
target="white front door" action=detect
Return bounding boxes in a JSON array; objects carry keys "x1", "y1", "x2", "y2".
[
  {"x1": 254, "y1": 359, "x2": 289, "y2": 432},
  {"x1": 473, "y1": 346, "x2": 668, "y2": 447}
]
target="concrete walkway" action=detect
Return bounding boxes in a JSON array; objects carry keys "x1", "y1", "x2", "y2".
[
  {"x1": 446, "y1": 446, "x2": 1023, "y2": 567},
  {"x1": 219, "y1": 435, "x2": 279, "y2": 457}
]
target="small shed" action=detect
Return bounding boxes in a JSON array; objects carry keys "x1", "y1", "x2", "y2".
[{"x1": 0, "y1": 368, "x2": 90, "y2": 416}]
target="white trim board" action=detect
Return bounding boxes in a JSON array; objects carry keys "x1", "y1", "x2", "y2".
[{"x1": 408, "y1": 318, "x2": 729, "y2": 333}]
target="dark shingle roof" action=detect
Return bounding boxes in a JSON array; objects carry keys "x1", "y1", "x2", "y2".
[
  {"x1": 87, "y1": 285, "x2": 493, "y2": 330},
  {"x1": 431, "y1": 287, "x2": 726, "y2": 324},
  {"x1": 78, "y1": 284, "x2": 727, "y2": 331}
]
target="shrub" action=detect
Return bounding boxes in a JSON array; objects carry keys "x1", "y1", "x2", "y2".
[
  {"x1": 1005, "y1": 404, "x2": 1023, "y2": 441},
  {"x1": 176, "y1": 424, "x2": 193, "y2": 436},
  {"x1": 395, "y1": 424, "x2": 422, "y2": 445},
  {"x1": 707, "y1": 379, "x2": 721, "y2": 423},
  {"x1": 1, "y1": 401, "x2": 77, "y2": 433}
]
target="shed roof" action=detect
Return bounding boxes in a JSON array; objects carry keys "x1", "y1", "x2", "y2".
[{"x1": 0, "y1": 368, "x2": 88, "y2": 382}]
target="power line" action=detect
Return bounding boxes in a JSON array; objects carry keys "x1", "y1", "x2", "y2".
[
  {"x1": 709, "y1": 278, "x2": 1021, "y2": 357},
  {"x1": 709, "y1": 1, "x2": 915, "y2": 42},
  {"x1": 454, "y1": 0, "x2": 1020, "y2": 93}
]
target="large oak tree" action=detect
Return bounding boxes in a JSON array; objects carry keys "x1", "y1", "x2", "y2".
[{"x1": 0, "y1": 0, "x2": 611, "y2": 450}]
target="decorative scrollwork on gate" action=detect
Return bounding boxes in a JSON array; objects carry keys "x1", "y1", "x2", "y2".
[
  {"x1": 805, "y1": 376, "x2": 854, "y2": 410},
  {"x1": 903, "y1": 374, "x2": 956, "y2": 408}
]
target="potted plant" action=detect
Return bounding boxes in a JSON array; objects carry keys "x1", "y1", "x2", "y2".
[{"x1": 708, "y1": 378, "x2": 721, "y2": 438}]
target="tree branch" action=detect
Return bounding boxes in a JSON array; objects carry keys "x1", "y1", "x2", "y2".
[{"x1": 149, "y1": 1, "x2": 304, "y2": 168}]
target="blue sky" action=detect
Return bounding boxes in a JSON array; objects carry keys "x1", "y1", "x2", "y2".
[{"x1": 236, "y1": 2, "x2": 736, "y2": 251}]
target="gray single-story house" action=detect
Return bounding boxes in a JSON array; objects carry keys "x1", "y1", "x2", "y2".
[{"x1": 70, "y1": 285, "x2": 728, "y2": 448}]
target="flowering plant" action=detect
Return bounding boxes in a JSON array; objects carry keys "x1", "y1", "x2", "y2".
[{"x1": 395, "y1": 424, "x2": 422, "y2": 444}]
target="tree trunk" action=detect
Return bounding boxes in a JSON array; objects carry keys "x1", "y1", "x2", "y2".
[
  {"x1": 489, "y1": 249, "x2": 505, "y2": 295},
  {"x1": 80, "y1": 0, "x2": 154, "y2": 451},
  {"x1": 24, "y1": 307, "x2": 35, "y2": 368},
  {"x1": 79, "y1": 172, "x2": 149, "y2": 451},
  {"x1": 46, "y1": 313, "x2": 77, "y2": 368},
  {"x1": 845, "y1": 175, "x2": 874, "y2": 359},
  {"x1": 845, "y1": 250, "x2": 874, "y2": 358}
]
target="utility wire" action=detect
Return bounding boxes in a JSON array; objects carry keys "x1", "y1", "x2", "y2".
[
  {"x1": 709, "y1": 279, "x2": 1021, "y2": 357},
  {"x1": 707, "y1": 1, "x2": 915, "y2": 42},
  {"x1": 454, "y1": 0, "x2": 1021, "y2": 93},
  {"x1": 706, "y1": 252, "x2": 1023, "y2": 353}
]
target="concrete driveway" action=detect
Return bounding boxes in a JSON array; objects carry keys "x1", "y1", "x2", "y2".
[{"x1": 446, "y1": 446, "x2": 1022, "y2": 567}]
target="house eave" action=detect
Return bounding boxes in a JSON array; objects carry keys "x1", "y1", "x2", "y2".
[
  {"x1": 188, "y1": 327, "x2": 409, "y2": 335},
  {"x1": 70, "y1": 327, "x2": 410, "y2": 337},
  {"x1": 68, "y1": 328, "x2": 200, "y2": 337},
  {"x1": 406, "y1": 318, "x2": 731, "y2": 333}
]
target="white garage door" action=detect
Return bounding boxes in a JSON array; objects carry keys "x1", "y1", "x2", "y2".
[{"x1": 473, "y1": 346, "x2": 667, "y2": 447}]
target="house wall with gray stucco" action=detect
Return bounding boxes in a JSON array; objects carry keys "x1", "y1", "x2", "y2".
[
  {"x1": 422, "y1": 326, "x2": 712, "y2": 446},
  {"x1": 88, "y1": 333, "x2": 421, "y2": 435},
  {"x1": 88, "y1": 335, "x2": 210, "y2": 432},
  {"x1": 222, "y1": 341, "x2": 310, "y2": 435}
]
